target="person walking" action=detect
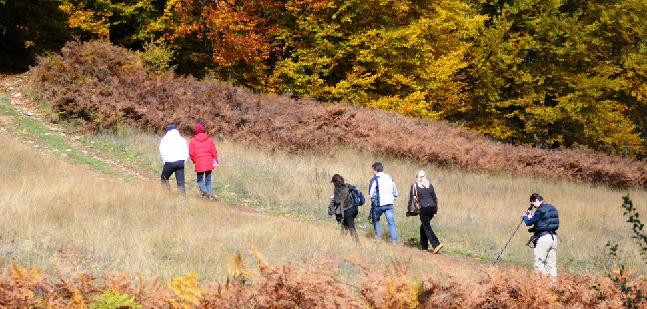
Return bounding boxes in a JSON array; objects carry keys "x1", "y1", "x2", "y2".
[
  {"x1": 328, "y1": 174, "x2": 359, "y2": 243},
  {"x1": 523, "y1": 193, "x2": 559, "y2": 281},
  {"x1": 368, "y1": 162, "x2": 398, "y2": 244},
  {"x1": 159, "y1": 124, "x2": 189, "y2": 195},
  {"x1": 407, "y1": 170, "x2": 443, "y2": 253},
  {"x1": 189, "y1": 122, "x2": 218, "y2": 199}
]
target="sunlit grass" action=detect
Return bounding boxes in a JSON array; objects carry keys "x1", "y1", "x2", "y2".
[{"x1": 81, "y1": 128, "x2": 647, "y2": 275}]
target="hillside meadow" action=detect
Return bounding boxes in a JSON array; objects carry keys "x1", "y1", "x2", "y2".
[
  {"x1": 0, "y1": 115, "x2": 644, "y2": 307},
  {"x1": 7, "y1": 58, "x2": 647, "y2": 275},
  {"x1": 78, "y1": 126, "x2": 647, "y2": 276}
]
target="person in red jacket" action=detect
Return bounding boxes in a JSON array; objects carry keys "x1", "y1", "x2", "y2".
[{"x1": 189, "y1": 122, "x2": 218, "y2": 199}]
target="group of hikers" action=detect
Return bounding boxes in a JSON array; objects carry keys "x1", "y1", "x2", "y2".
[
  {"x1": 328, "y1": 164, "x2": 559, "y2": 280},
  {"x1": 157, "y1": 123, "x2": 560, "y2": 280},
  {"x1": 158, "y1": 123, "x2": 218, "y2": 199},
  {"x1": 328, "y1": 163, "x2": 444, "y2": 254}
]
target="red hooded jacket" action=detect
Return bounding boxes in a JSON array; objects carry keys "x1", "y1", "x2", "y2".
[{"x1": 189, "y1": 133, "x2": 218, "y2": 172}]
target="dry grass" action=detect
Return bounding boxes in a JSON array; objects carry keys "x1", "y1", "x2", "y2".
[
  {"x1": 0, "y1": 133, "x2": 489, "y2": 282},
  {"x1": 209, "y1": 139, "x2": 647, "y2": 275},
  {"x1": 0, "y1": 109, "x2": 646, "y2": 307},
  {"x1": 77, "y1": 128, "x2": 647, "y2": 276}
]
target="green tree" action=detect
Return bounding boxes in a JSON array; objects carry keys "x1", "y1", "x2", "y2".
[
  {"x1": 467, "y1": 0, "x2": 647, "y2": 155},
  {"x1": 270, "y1": 0, "x2": 485, "y2": 119},
  {"x1": 59, "y1": 0, "x2": 160, "y2": 48}
]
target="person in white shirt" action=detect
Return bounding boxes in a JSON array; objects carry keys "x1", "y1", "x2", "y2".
[
  {"x1": 368, "y1": 162, "x2": 399, "y2": 244},
  {"x1": 159, "y1": 124, "x2": 189, "y2": 195}
]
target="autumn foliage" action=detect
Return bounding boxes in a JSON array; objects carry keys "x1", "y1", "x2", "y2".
[
  {"x1": 27, "y1": 41, "x2": 647, "y2": 188},
  {"x1": 0, "y1": 257, "x2": 645, "y2": 308},
  {"x1": 4, "y1": 0, "x2": 647, "y2": 154}
]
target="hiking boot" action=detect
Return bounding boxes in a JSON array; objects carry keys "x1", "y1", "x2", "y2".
[{"x1": 432, "y1": 244, "x2": 444, "y2": 254}]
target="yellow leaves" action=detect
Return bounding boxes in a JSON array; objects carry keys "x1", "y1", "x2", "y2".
[
  {"x1": 169, "y1": 272, "x2": 204, "y2": 308},
  {"x1": 10, "y1": 264, "x2": 41, "y2": 302},
  {"x1": 90, "y1": 289, "x2": 141, "y2": 309},
  {"x1": 372, "y1": 271, "x2": 425, "y2": 309},
  {"x1": 59, "y1": 2, "x2": 111, "y2": 39},
  {"x1": 271, "y1": 0, "x2": 485, "y2": 120},
  {"x1": 406, "y1": 280, "x2": 423, "y2": 309},
  {"x1": 10, "y1": 264, "x2": 41, "y2": 287},
  {"x1": 228, "y1": 252, "x2": 252, "y2": 284}
]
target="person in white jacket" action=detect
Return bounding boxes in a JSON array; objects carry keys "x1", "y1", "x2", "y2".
[
  {"x1": 368, "y1": 162, "x2": 399, "y2": 244},
  {"x1": 159, "y1": 124, "x2": 189, "y2": 195}
]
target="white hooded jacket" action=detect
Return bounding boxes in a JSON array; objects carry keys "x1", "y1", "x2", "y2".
[
  {"x1": 369, "y1": 172, "x2": 398, "y2": 207},
  {"x1": 159, "y1": 129, "x2": 189, "y2": 163}
]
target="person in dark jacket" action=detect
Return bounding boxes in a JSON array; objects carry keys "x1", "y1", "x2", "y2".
[
  {"x1": 407, "y1": 170, "x2": 443, "y2": 253},
  {"x1": 523, "y1": 193, "x2": 559, "y2": 280},
  {"x1": 189, "y1": 123, "x2": 218, "y2": 199},
  {"x1": 329, "y1": 174, "x2": 359, "y2": 243}
]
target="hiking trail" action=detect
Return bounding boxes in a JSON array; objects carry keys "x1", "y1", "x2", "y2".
[{"x1": 1, "y1": 73, "x2": 153, "y2": 180}]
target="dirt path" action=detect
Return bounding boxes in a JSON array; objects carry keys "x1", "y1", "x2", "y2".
[
  {"x1": 0, "y1": 74, "x2": 154, "y2": 180},
  {"x1": 0, "y1": 74, "x2": 278, "y2": 220}
]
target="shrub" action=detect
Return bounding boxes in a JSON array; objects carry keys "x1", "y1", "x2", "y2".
[
  {"x1": 91, "y1": 289, "x2": 141, "y2": 309},
  {"x1": 0, "y1": 259, "x2": 644, "y2": 308},
  {"x1": 28, "y1": 40, "x2": 647, "y2": 188},
  {"x1": 139, "y1": 42, "x2": 176, "y2": 73},
  {"x1": 606, "y1": 195, "x2": 647, "y2": 308}
]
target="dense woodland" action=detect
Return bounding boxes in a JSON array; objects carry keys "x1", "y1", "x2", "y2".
[{"x1": 2, "y1": 0, "x2": 646, "y2": 157}]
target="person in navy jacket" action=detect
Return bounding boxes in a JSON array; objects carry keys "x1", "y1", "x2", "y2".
[{"x1": 523, "y1": 193, "x2": 559, "y2": 280}]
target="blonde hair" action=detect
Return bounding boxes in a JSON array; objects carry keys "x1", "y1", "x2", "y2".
[{"x1": 415, "y1": 170, "x2": 430, "y2": 188}]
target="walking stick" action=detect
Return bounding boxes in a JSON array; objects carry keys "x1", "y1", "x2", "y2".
[{"x1": 491, "y1": 206, "x2": 533, "y2": 265}]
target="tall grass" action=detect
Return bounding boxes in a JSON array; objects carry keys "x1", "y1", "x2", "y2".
[
  {"x1": 1, "y1": 88, "x2": 646, "y2": 307},
  {"x1": 0, "y1": 133, "x2": 489, "y2": 282},
  {"x1": 1, "y1": 130, "x2": 643, "y2": 307},
  {"x1": 81, "y1": 128, "x2": 647, "y2": 275}
]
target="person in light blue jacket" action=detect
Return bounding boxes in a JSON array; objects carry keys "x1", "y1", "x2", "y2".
[{"x1": 368, "y1": 162, "x2": 398, "y2": 244}]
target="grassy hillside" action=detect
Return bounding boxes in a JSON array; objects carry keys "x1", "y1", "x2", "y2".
[
  {"x1": 3, "y1": 82, "x2": 645, "y2": 276},
  {"x1": 0, "y1": 90, "x2": 644, "y2": 307},
  {"x1": 76, "y1": 126, "x2": 647, "y2": 275}
]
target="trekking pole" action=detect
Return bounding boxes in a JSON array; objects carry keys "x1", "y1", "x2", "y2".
[{"x1": 491, "y1": 206, "x2": 533, "y2": 265}]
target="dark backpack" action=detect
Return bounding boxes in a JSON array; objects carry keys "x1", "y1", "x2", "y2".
[{"x1": 348, "y1": 185, "x2": 365, "y2": 207}]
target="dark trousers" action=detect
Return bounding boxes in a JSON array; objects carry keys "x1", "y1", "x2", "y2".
[
  {"x1": 336, "y1": 207, "x2": 359, "y2": 243},
  {"x1": 161, "y1": 161, "x2": 186, "y2": 195},
  {"x1": 419, "y1": 207, "x2": 440, "y2": 250}
]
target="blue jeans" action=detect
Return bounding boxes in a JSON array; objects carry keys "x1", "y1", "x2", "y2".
[
  {"x1": 373, "y1": 205, "x2": 398, "y2": 243},
  {"x1": 196, "y1": 171, "x2": 212, "y2": 196}
]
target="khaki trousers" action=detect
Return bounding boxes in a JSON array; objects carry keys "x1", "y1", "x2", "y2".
[{"x1": 534, "y1": 234, "x2": 558, "y2": 278}]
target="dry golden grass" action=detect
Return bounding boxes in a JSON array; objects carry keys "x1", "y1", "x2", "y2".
[
  {"x1": 1, "y1": 119, "x2": 646, "y2": 307},
  {"x1": 216, "y1": 139, "x2": 647, "y2": 274},
  {"x1": 81, "y1": 129, "x2": 647, "y2": 276},
  {"x1": 0, "y1": 133, "x2": 498, "y2": 283}
]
